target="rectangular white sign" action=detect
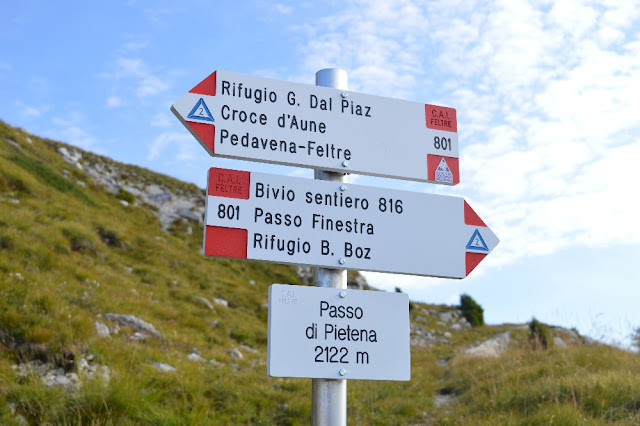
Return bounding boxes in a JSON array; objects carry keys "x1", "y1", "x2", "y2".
[
  {"x1": 172, "y1": 70, "x2": 460, "y2": 184},
  {"x1": 267, "y1": 284, "x2": 410, "y2": 381},
  {"x1": 203, "y1": 167, "x2": 499, "y2": 279}
]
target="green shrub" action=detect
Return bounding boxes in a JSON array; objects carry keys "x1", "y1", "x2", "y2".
[
  {"x1": 60, "y1": 223, "x2": 97, "y2": 253},
  {"x1": 529, "y1": 317, "x2": 552, "y2": 350},
  {"x1": 8, "y1": 155, "x2": 92, "y2": 205},
  {"x1": 459, "y1": 293, "x2": 484, "y2": 326},
  {"x1": 0, "y1": 170, "x2": 32, "y2": 194},
  {"x1": 0, "y1": 234, "x2": 14, "y2": 250},
  {"x1": 96, "y1": 226, "x2": 124, "y2": 248},
  {"x1": 117, "y1": 188, "x2": 136, "y2": 204}
]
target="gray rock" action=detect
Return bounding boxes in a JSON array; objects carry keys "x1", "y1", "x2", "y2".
[
  {"x1": 78, "y1": 357, "x2": 90, "y2": 371},
  {"x1": 213, "y1": 298, "x2": 228, "y2": 308},
  {"x1": 94, "y1": 321, "x2": 110, "y2": 338},
  {"x1": 439, "y1": 311, "x2": 460, "y2": 323},
  {"x1": 464, "y1": 332, "x2": 510, "y2": 357},
  {"x1": 227, "y1": 348, "x2": 243, "y2": 359},
  {"x1": 239, "y1": 344, "x2": 259, "y2": 354},
  {"x1": 553, "y1": 336, "x2": 567, "y2": 347},
  {"x1": 42, "y1": 368, "x2": 79, "y2": 388},
  {"x1": 6, "y1": 402, "x2": 28, "y2": 425},
  {"x1": 56, "y1": 146, "x2": 83, "y2": 170},
  {"x1": 96, "y1": 365, "x2": 111, "y2": 382},
  {"x1": 104, "y1": 313, "x2": 162, "y2": 337},
  {"x1": 149, "y1": 192, "x2": 172, "y2": 204},
  {"x1": 177, "y1": 208, "x2": 200, "y2": 222},
  {"x1": 194, "y1": 296, "x2": 215, "y2": 311},
  {"x1": 187, "y1": 352, "x2": 205, "y2": 362},
  {"x1": 3, "y1": 138, "x2": 20, "y2": 149},
  {"x1": 410, "y1": 324, "x2": 449, "y2": 346},
  {"x1": 130, "y1": 332, "x2": 147, "y2": 341},
  {"x1": 152, "y1": 362, "x2": 177, "y2": 372},
  {"x1": 72, "y1": 355, "x2": 111, "y2": 383},
  {"x1": 434, "y1": 393, "x2": 455, "y2": 407}
]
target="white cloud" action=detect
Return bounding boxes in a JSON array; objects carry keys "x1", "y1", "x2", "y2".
[
  {"x1": 122, "y1": 40, "x2": 149, "y2": 51},
  {"x1": 106, "y1": 96, "x2": 121, "y2": 108},
  {"x1": 104, "y1": 57, "x2": 171, "y2": 99},
  {"x1": 150, "y1": 112, "x2": 171, "y2": 128},
  {"x1": 294, "y1": 0, "x2": 431, "y2": 99},
  {"x1": 273, "y1": 3, "x2": 292, "y2": 14},
  {"x1": 51, "y1": 116, "x2": 96, "y2": 150},
  {"x1": 294, "y1": 0, "x2": 640, "y2": 272},
  {"x1": 137, "y1": 74, "x2": 169, "y2": 98},
  {"x1": 142, "y1": 7, "x2": 179, "y2": 26},
  {"x1": 148, "y1": 131, "x2": 197, "y2": 161},
  {"x1": 21, "y1": 105, "x2": 42, "y2": 117}
]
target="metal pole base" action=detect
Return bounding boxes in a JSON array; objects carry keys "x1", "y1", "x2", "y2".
[{"x1": 312, "y1": 379, "x2": 347, "y2": 426}]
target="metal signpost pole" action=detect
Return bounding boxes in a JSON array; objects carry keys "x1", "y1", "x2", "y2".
[{"x1": 312, "y1": 68, "x2": 348, "y2": 426}]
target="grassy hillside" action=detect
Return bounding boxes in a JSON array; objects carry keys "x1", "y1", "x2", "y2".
[{"x1": 1, "y1": 120, "x2": 639, "y2": 424}]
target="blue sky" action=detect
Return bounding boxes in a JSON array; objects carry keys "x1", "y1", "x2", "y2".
[{"x1": 2, "y1": 0, "x2": 639, "y2": 347}]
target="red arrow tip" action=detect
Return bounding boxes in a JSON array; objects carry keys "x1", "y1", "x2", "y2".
[
  {"x1": 190, "y1": 71, "x2": 217, "y2": 96},
  {"x1": 187, "y1": 121, "x2": 215, "y2": 153},
  {"x1": 466, "y1": 252, "x2": 487, "y2": 276},
  {"x1": 464, "y1": 200, "x2": 486, "y2": 227}
]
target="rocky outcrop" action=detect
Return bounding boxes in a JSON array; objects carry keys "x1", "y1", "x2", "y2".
[
  {"x1": 54, "y1": 144, "x2": 205, "y2": 230},
  {"x1": 12, "y1": 354, "x2": 110, "y2": 389},
  {"x1": 411, "y1": 324, "x2": 451, "y2": 346},
  {"x1": 464, "y1": 332, "x2": 511, "y2": 357},
  {"x1": 104, "y1": 313, "x2": 163, "y2": 338}
]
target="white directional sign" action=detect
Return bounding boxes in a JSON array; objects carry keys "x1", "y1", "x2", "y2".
[
  {"x1": 203, "y1": 167, "x2": 499, "y2": 278},
  {"x1": 172, "y1": 70, "x2": 460, "y2": 184},
  {"x1": 267, "y1": 284, "x2": 410, "y2": 381}
]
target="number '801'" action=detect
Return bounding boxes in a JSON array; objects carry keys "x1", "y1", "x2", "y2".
[{"x1": 434, "y1": 136, "x2": 452, "y2": 151}]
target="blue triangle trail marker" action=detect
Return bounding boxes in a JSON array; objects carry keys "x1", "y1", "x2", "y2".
[
  {"x1": 187, "y1": 98, "x2": 214, "y2": 122},
  {"x1": 466, "y1": 229, "x2": 488, "y2": 251}
]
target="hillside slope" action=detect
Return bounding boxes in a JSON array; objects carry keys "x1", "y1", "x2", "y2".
[{"x1": 1, "y1": 120, "x2": 639, "y2": 425}]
